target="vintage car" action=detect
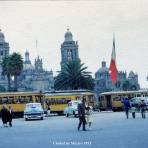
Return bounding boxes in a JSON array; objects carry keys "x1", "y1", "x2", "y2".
[
  {"x1": 24, "y1": 103, "x2": 44, "y2": 121},
  {"x1": 130, "y1": 97, "x2": 148, "y2": 109},
  {"x1": 64, "y1": 100, "x2": 81, "y2": 117}
]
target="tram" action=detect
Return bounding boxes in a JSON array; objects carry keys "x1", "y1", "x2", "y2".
[
  {"x1": 99, "y1": 89, "x2": 148, "y2": 111},
  {"x1": 0, "y1": 90, "x2": 96, "y2": 117}
]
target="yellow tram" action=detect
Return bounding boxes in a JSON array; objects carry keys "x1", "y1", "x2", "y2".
[
  {"x1": 44, "y1": 90, "x2": 95, "y2": 115},
  {"x1": 0, "y1": 90, "x2": 95, "y2": 117},
  {"x1": 0, "y1": 91, "x2": 42, "y2": 117},
  {"x1": 99, "y1": 89, "x2": 148, "y2": 111}
]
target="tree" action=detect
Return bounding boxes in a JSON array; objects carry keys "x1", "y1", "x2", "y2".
[
  {"x1": 122, "y1": 80, "x2": 130, "y2": 91},
  {"x1": 55, "y1": 60, "x2": 94, "y2": 90},
  {"x1": 10, "y1": 53, "x2": 23, "y2": 91},
  {"x1": 2, "y1": 52, "x2": 23, "y2": 92},
  {"x1": 2, "y1": 56, "x2": 11, "y2": 91}
]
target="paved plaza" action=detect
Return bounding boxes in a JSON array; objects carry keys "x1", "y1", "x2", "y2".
[{"x1": 0, "y1": 112, "x2": 148, "y2": 148}]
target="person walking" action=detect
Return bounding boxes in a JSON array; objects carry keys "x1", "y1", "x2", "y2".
[
  {"x1": 85, "y1": 106, "x2": 93, "y2": 130},
  {"x1": 47, "y1": 105, "x2": 51, "y2": 117},
  {"x1": 1, "y1": 105, "x2": 8, "y2": 127},
  {"x1": 130, "y1": 104, "x2": 136, "y2": 119},
  {"x1": 77, "y1": 97, "x2": 86, "y2": 131},
  {"x1": 8, "y1": 106, "x2": 13, "y2": 127},
  {"x1": 139, "y1": 100, "x2": 146, "y2": 119},
  {"x1": 122, "y1": 98, "x2": 131, "y2": 119}
]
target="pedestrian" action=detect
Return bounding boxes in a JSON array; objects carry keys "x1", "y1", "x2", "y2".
[
  {"x1": 7, "y1": 106, "x2": 13, "y2": 127},
  {"x1": 130, "y1": 104, "x2": 136, "y2": 119},
  {"x1": 85, "y1": 106, "x2": 93, "y2": 130},
  {"x1": 139, "y1": 100, "x2": 146, "y2": 119},
  {"x1": 47, "y1": 105, "x2": 51, "y2": 117},
  {"x1": 122, "y1": 98, "x2": 131, "y2": 119},
  {"x1": 1, "y1": 105, "x2": 8, "y2": 127},
  {"x1": 77, "y1": 97, "x2": 86, "y2": 131}
]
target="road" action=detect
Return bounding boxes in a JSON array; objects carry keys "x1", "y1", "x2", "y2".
[{"x1": 0, "y1": 112, "x2": 148, "y2": 148}]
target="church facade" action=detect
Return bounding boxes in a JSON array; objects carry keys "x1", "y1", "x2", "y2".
[
  {"x1": 95, "y1": 60, "x2": 140, "y2": 93},
  {"x1": 18, "y1": 51, "x2": 54, "y2": 92}
]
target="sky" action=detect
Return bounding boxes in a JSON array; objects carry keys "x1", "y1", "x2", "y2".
[{"x1": 0, "y1": 0, "x2": 148, "y2": 88}]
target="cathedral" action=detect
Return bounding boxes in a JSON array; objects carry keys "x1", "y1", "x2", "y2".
[
  {"x1": 0, "y1": 29, "x2": 54, "y2": 92},
  {"x1": 18, "y1": 51, "x2": 54, "y2": 92},
  {"x1": 0, "y1": 28, "x2": 141, "y2": 93},
  {"x1": 0, "y1": 29, "x2": 9, "y2": 91}
]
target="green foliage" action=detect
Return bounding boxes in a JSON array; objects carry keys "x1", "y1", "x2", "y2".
[
  {"x1": 122, "y1": 80, "x2": 130, "y2": 91},
  {"x1": 2, "y1": 52, "x2": 23, "y2": 91},
  {"x1": 55, "y1": 60, "x2": 94, "y2": 90}
]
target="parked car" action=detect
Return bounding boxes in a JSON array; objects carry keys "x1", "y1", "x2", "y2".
[
  {"x1": 24, "y1": 103, "x2": 44, "y2": 121},
  {"x1": 64, "y1": 100, "x2": 81, "y2": 117},
  {"x1": 130, "y1": 97, "x2": 148, "y2": 109}
]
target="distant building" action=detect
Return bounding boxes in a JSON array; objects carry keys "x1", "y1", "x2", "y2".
[
  {"x1": 18, "y1": 51, "x2": 54, "y2": 92},
  {"x1": 60, "y1": 29, "x2": 79, "y2": 68},
  {"x1": 128, "y1": 71, "x2": 140, "y2": 90},
  {"x1": 95, "y1": 60, "x2": 140, "y2": 93},
  {"x1": 0, "y1": 29, "x2": 10, "y2": 90}
]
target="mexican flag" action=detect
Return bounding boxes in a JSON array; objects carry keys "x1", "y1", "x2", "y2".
[{"x1": 109, "y1": 37, "x2": 117, "y2": 84}]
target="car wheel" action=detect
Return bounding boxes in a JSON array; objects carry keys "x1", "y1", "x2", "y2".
[
  {"x1": 66, "y1": 113, "x2": 69, "y2": 117},
  {"x1": 41, "y1": 117, "x2": 43, "y2": 120},
  {"x1": 25, "y1": 118, "x2": 28, "y2": 121}
]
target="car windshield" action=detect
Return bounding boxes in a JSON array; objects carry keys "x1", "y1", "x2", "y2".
[
  {"x1": 25, "y1": 103, "x2": 43, "y2": 112},
  {"x1": 26, "y1": 103, "x2": 41, "y2": 108}
]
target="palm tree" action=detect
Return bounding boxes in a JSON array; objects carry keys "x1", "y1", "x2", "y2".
[
  {"x1": 2, "y1": 56, "x2": 11, "y2": 91},
  {"x1": 10, "y1": 53, "x2": 23, "y2": 91},
  {"x1": 55, "y1": 60, "x2": 94, "y2": 90}
]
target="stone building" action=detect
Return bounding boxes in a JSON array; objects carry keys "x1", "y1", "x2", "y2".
[
  {"x1": 18, "y1": 51, "x2": 54, "y2": 92},
  {"x1": 0, "y1": 29, "x2": 9, "y2": 90},
  {"x1": 95, "y1": 60, "x2": 140, "y2": 93},
  {"x1": 60, "y1": 29, "x2": 80, "y2": 68}
]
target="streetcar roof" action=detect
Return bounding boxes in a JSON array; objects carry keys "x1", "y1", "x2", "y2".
[
  {"x1": 44, "y1": 90, "x2": 94, "y2": 96},
  {"x1": 99, "y1": 89, "x2": 148, "y2": 96},
  {"x1": 0, "y1": 91, "x2": 40, "y2": 96}
]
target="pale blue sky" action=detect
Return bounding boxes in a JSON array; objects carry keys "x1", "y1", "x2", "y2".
[{"x1": 0, "y1": 0, "x2": 148, "y2": 88}]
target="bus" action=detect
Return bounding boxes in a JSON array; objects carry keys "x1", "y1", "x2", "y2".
[
  {"x1": 0, "y1": 90, "x2": 96, "y2": 117},
  {"x1": 44, "y1": 90, "x2": 95, "y2": 115},
  {"x1": 99, "y1": 89, "x2": 148, "y2": 111}
]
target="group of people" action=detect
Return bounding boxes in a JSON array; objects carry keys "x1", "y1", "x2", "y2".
[
  {"x1": 77, "y1": 97, "x2": 93, "y2": 131},
  {"x1": 0, "y1": 105, "x2": 13, "y2": 127},
  {"x1": 122, "y1": 98, "x2": 146, "y2": 119}
]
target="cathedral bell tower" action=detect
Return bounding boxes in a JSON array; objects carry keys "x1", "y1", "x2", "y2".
[
  {"x1": 0, "y1": 29, "x2": 9, "y2": 80},
  {"x1": 35, "y1": 56, "x2": 43, "y2": 71},
  {"x1": 0, "y1": 29, "x2": 9, "y2": 63},
  {"x1": 60, "y1": 29, "x2": 79, "y2": 68}
]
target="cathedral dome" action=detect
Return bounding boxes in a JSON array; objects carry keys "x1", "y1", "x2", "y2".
[
  {"x1": 64, "y1": 28, "x2": 73, "y2": 41},
  {"x1": 0, "y1": 29, "x2": 5, "y2": 42},
  {"x1": 97, "y1": 67, "x2": 109, "y2": 73},
  {"x1": 97, "y1": 61, "x2": 109, "y2": 73}
]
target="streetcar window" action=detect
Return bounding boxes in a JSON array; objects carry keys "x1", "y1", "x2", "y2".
[
  {"x1": 2, "y1": 98, "x2": 8, "y2": 104},
  {"x1": 8, "y1": 97, "x2": 15, "y2": 104}
]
